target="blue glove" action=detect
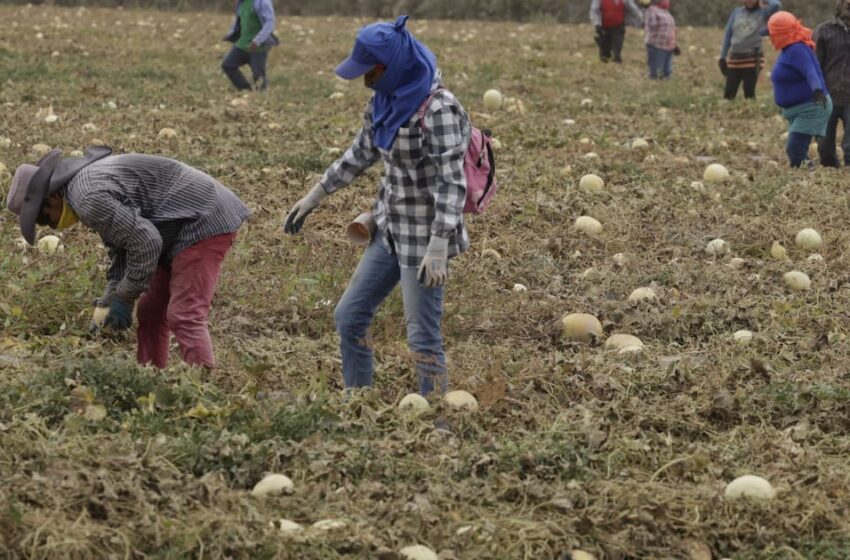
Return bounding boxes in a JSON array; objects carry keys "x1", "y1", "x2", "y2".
[{"x1": 103, "y1": 297, "x2": 133, "y2": 331}]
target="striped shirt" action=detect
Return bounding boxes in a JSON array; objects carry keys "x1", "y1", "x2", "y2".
[
  {"x1": 318, "y1": 83, "x2": 471, "y2": 268},
  {"x1": 726, "y1": 51, "x2": 765, "y2": 70},
  {"x1": 815, "y1": 19, "x2": 850, "y2": 106},
  {"x1": 65, "y1": 154, "x2": 251, "y2": 303}
]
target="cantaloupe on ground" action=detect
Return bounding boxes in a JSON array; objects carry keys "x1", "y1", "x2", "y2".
[
  {"x1": 574, "y1": 216, "x2": 603, "y2": 235},
  {"x1": 725, "y1": 475, "x2": 776, "y2": 500},
  {"x1": 703, "y1": 163, "x2": 730, "y2": 183},
  {"x1": 733, "y1": 330, "x2": 753, "y2": 345},
  {"x1": 579, "y1": 174, "x2": 604, "y2": 193},
  {"x1": 795, "y1": 228, "x2": 822, "y2": 250},
  {"x1": 37, "y1": 235, "x2": 61, "y2": 255},
  {"x1": 251, "y1": 474, "x2": 294, "y2": 496},
  {"x1": 631, "y1": 138, "x2": 649, "y2": 150},
  {"x1": 157, "y1": 127, "x2": 177, "y2": 140},
  {"x1": 628, "y1": 287, "x2": 657, "y2": 302},
  {"x1": 783, "y1": 271, "x2": 811, "y2": 291},
  {"x1": 605, "y1": 334, "x2": 644, "y2": 353},
  {"x1": 562, "y1": 313, "x2": 603, "y2": 341},
  {"x1": 705, "y1": 238, "x2": 729, "y2": 255},
  {"x1": 444, "y1": 390, "x2": 478, "y2": 411},
  {"x1": 482, "y1": 89, "x2": 503, "y2": 111},
  {"x1": 399, "y1": 393, "x2": 430, "y2": 412},
  {"x1": 400, "y1": 545, "x2": 439, "y2": 560}
]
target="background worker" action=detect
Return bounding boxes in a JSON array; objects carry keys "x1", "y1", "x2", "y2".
[
  {"x1": 222, "y1": 0, "x2": 279, "y2": 91},
  {"x1": 590, "y1": 0, "x2": 644, "y2": 63},
  {"x1": 719, "y1": 0, "x2": 782, "y2": 99},
  {"x1": 814, "y1": 0, "x2": 850, "y2": 167}
]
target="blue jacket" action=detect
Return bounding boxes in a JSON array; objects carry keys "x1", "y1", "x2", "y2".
[
  {"x1": 771, "y1": 42, "x2": 828, "y2": 108},
  {"x1": 223, "y1": 0, "x2": 278, "y2": 49}
]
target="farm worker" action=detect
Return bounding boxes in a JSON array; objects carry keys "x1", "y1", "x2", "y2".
[
  {"x1": 589, "y1": 0, "x2": 643, "y2": 64},
  {"x1": 221, "y1": 0, "x2": 278, "y2": 91},
  {"x1": 283, "y1": 15, "x2": 471, "y2": 397},
  {"x1": 5, "y1": 147, "x2": 251, "y2": 368},
  {"x1": 814, "y1": 0, "x2": 850, "y2": 167},
  {"x1": 719, "y1": 0, "x2": 782, "y2": 99},
  {"x1": 768, "y1": 11, "x2": 833, "y2": 168},
  {"x1": 643, "y1": 0, "x2": 679, "y2": 80}
]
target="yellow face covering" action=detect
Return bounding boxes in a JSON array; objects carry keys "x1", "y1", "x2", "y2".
[{"x1": 55, "y1": 199, "x2": 80, "y2": 230}]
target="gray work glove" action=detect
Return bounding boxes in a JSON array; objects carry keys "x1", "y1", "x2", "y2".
[
  {"x1": 418, "y1": 236, "x2": 449, "y2": 288},
  {"x1": 283, "y1": 184, "x2": 328, "y2": 234}
]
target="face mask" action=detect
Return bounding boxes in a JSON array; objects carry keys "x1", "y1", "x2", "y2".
[{"x1": 55, "y1": 199, "x2": 79, "y2": 230}]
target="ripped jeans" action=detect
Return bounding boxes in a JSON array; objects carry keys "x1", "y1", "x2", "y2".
[{"x1": 333, "y1": 237, "x2": 448, "y2": 396}]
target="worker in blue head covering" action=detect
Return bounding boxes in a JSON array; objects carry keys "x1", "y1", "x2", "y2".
[
  {"x1": 334, "y1": 15, "x2": 437, "y2": 149},
  {"x1": 283, "y1": 15, "x2": 473, "y2": 398}
]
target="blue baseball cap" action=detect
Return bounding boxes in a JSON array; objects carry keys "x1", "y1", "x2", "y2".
[
  {"x1": 335, "y1": 41, "x2": 382, "y2": 79},
  {"x1": 335, "y1": 16, "x2": 410, "y2": 79}
]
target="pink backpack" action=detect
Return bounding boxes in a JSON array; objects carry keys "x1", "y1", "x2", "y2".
[{"x1": 418, "y1": 90, "x2": 497, "y2": 215}]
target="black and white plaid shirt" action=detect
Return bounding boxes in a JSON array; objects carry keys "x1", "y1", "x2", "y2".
[
  {"x1": 65, "y1": 154, "x2": 250, "y2": 302},
  {"x1": 815, "y1": 19, "x2": 850, "y2": 106},
  {"x1": 318, "y1": 84, "x2": 471, "y2": 268}
]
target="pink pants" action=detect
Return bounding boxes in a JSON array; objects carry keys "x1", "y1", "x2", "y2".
[{"x1": 136, "y1": 232, "x2": 236, "y2": 368}]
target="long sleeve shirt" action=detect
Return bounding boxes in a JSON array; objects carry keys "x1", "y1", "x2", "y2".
[
  {"x1": 720, "y1": 0, "x2": 781, "y2": 60},
  {"x1": 771, "y1": 42, "x2": 829, "y2": 108},
  {"x1": 644, "y1": 5, "x2": 677, "y2": 51},
  {"x1": 318, "y1": 85, "x2": 471, "y2": 269},
  {"x1": 814, "y1": 19, "x2": 850, "y2": 106},
  {"x1": 65, "y1": 154, "x2": 251, "y2": 303},
  {"x1": 224, "y1": 0, "x2": 276, "y2": 49}
]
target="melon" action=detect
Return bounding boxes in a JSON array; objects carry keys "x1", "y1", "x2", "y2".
[
  {"x1": 444, "y1": 390, "x2": 479, "y2": 412},
  {"x1": 574, "y1": 216, "x2": 603, "y2": 235},
  {"x1": 561, "y1": 313, "x2": 603, "y2": 342},
  {"x1": 725, "y1": 475, "x2": 776, "y2": 500},
  {"x1": 251, "y1": 474, "x2": 294, "y2": 496},
  {"x1": 482, "y1": 89, "x2": 503, "y2": 111},
  {"x1": 579, "y1": 174, "x2": 604, "y2": 193},
  {"x1": 703, "y1": 163, "x2": 730, "y2": 183}
]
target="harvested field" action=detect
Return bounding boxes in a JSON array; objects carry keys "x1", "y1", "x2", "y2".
[{"x1": 1, "y1": 6, "x2": 850, "y2": 559}]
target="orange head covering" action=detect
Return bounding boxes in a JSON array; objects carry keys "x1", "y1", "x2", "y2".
[{"x1": 767, "y1": 11, "x2": 815, "y2": 51}]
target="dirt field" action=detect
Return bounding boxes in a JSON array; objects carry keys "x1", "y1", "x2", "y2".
[{"x1": 1, "y1": 5, "x2": 850, "y2": 559}]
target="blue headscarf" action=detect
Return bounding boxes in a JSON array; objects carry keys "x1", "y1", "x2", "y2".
[{"x1": 336, "y1": 16, "x2": 437, "y2": 150}]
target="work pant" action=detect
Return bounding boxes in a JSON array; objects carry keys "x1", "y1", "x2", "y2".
[
  {"x1": 647, "y1": 45, "x2": 673, "y2": 80},
  {"x1": 724, "y1": 67, "x2": 759, "y2": 100},
  {"x1": 817, "y1": 104, "x2": 850, "y2": 167},
  {"x1": 136, "y1": 233, "x2": 236, "y2": 369},
  {"x1": 597, "y1": 24, "x2": 626, "y2": 63},
  {"x1": 786, "y1": 132, "x2": 813, "y2": 168},
  {"x1": 221, "y1": 46, "x2": 268, "y2": 91},
  {"x1": 333, "y1": 237, "x2": 448, "y2": 396}
]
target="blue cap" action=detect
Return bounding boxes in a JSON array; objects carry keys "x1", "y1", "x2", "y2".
[
  {"x1": 335, "y1": 41, "x2": 382, "y2": 79},
  {"x1": 335, "y1": 16, "x2": 410, "y2": 80}
]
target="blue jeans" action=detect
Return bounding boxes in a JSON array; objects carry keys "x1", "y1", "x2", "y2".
[
  {"x1": 787, "y1": 131, "x2": 813, "y2": 168},
  {"x1": 647, "y1": 45, "x2": 673, "y2": 79},
  {"x1": 333, "y1": 238, "x2": 448, "y2": 396},
  {"x1": 221, "y1": 46, "x2": 268, "y2": 91}
]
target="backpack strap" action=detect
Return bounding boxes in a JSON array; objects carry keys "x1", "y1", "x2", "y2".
[{"x1": 416, "y1": 87, "x2": 445, "y2": 132}]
